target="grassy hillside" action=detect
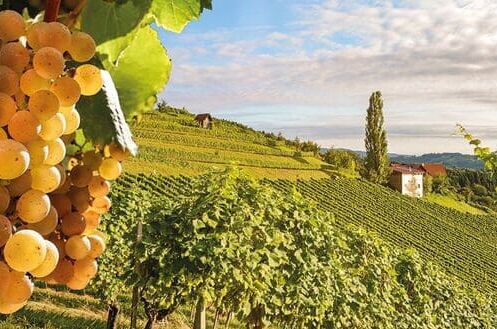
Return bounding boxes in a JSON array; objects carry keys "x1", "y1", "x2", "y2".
[
  {"x1": 125, "y1": 110, "x2": 331, "y2": 179},
  {"x1": 120, "y1": 174, "x2": 497, "y2": 295},
  {"x1": 425, "y1": 193, "x2": 486, "y2": 215},
  {"x1": 1, "y1": 287, "x2": 236, "y2": 329}
]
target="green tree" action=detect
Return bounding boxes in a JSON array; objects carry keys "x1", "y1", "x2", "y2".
[
  {"x1": 362, "y1": 91, "x2": 390, "y2": 184},
  {"x1": 324, "y1": 148, "x2": 360, "y2": 174},
  {"x1": 473, "y1": 183, "x2": 488, "y2": 196},
  {"x1": 432, "y1": 174, "x2": 450, "y2": 194},
  {"x1": 423, "y1": 175, "x2": 433, "y2": 194}
]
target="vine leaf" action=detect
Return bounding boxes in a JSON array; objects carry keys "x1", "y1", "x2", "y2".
[
  {"x1": 150, "y1": 0, "x2": 211, "y2": 32},
  {"x1": 77, "y1": 70, "x2": 138, "y2": 154},
  {"x1": 108, "y1": 26, "x2": 171, "y2": 119},
  {"x1": 80, "y1": 0, "x2": 151, "y2": 65}
]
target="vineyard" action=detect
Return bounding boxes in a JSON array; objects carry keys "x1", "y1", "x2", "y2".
[
  {"x1": 118, "y1": 173, "x2": 497, "y2": 296},
  {"x1": 1, "y1": 0, "x2": 497, "y2": 328},
  {"x1": 125, "y1": 110, "x2": 331, "y2": 179}
]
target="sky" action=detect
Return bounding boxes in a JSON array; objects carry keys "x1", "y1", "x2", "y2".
[{"x1": 158, "y1": 0, "x2": 497, "y2": 155}]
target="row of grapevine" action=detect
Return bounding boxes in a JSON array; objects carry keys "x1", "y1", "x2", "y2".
[
  {"x1": 95, "y1": 169, "x2": 497, "y2": 328},
  {"x1": 134, "y1": 112, "x2": 315, "y2": 156},
  {"x1": 133, "y1": 129, "x2": 298, "y2": 157},
  {"x1": 268, "y1": 178, "x2": 497, "y2": 294},
  {"x1": 135, "y1": 112, "x2": 276, "y2": 147},
  {"x1": 134, "y1": 144, "x2": 323, "y2": 171},
  {"x1": 111, "y1": 173, "x2": 497, "y2": 296}
]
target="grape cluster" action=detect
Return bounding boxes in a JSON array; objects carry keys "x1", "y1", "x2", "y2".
[{"x1": 0, "y1": 10, "x2": 128, "y2": 314}]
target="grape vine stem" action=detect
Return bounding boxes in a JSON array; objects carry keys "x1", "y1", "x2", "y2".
[
  {"x1": 64, "y1": 0, "x2": 88, "y2": 29},
  {"x1": 44, "y1": 0, "x2": 62, "y2": 23}
]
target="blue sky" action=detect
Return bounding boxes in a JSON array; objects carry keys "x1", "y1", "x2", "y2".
[{"x1": 158, "y1": 0, "x2": 497, "y2": 154}]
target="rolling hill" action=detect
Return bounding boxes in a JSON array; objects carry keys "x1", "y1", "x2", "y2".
[
  {"x1": 125, "y1": 109, "x2": 332, "y2": 179},
  {"x1": 345, "y1": 150, "x2": 484, "y2": 169},
  {"x1": 119, "y1": 108, "x2": 497, "y2": 295},
  {"x1": 390, "y1": 153, "x2": 484, "y2": 169},
  {"x1": 8, "y1": 108, "x2": 496, "y2": 328}
]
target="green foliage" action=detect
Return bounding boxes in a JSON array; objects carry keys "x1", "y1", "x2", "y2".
[
  {"x1": 79, "y1": 0, "x2": 210, "y2": 120},
  {"x1": 423, "y1": 174, "x2": 433, "y2": 193},
  {"x1": 363, "y1": 91, "x2": 390, "y2": 184},
  {"x1": 449, "y1": 169, "x2": 496, "y2": 191},
  {"x1": 76, "y1": 0, "x2": 209, "y2": 147},
  {"x1": 432, "y1": 174, "x2": 450, "y2": 194},
  {"x1": 324, "y1": 148, "x2": 360, "y2": 173},
  {"x1": 447, "y1": 168, "x2": 497, "y2": 210},
  {"x1": 268, "y1": 178, "x2": 497, "y2": 295},
  {"x1": 104, "y1": 169, "x2": 497, "y2": 328},
  {"x1": 80, "y1": 0, "x2": 150, "y2": 64},
  {"x1": 473, "y1": 183, "x2": 488, "y2": 196},
  {"x1": 116, "y1": 173, "x2": 497, "y2": 296},
  {"x1": 106, "y1": 26, "x2": 171, "y2": 119},
  {"x1": 134, "y1": 169, "x2": 291, "y2": 319},
  {"x1": 150, "y1": 0, "x2": 212, "y2": 32},
  {"x1": 91, "y1": 179, "x2": 157, "y2": 302}
]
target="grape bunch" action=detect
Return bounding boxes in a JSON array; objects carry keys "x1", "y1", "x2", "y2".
[{"x1": 0, "y1": 10, "x2": 128, "y2": 314}]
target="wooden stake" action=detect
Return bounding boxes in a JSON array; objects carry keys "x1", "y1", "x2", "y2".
[
  {"x1": 225, "y1": 312, "x2": 232, "y2": 328},
  {"x1": 193, "y1": 297, "x2": 206, "y2": 329},
  {"x1": 213, "y1": 309, "x2": 220, "y2": 329}
]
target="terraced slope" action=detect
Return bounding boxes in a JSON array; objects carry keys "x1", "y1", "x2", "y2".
[
  {"x1": 118, "y1": 174, "x2": 497, "y2": 295},
  {"x1": 125, "y1": 111, "x2": 331, "y2": 179}
]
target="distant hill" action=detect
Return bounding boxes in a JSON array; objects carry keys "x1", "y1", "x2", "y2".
[
  {"x1": 333, "y1": 149, "x2": 484, "y2": 170},
  {"x1": 389, "y1": 153, "x2": 483, "y2": 170}
]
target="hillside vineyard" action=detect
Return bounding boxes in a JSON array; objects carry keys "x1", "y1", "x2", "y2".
[{"x1": 119, "y1": 173, "x2": 497, "y2": 295}]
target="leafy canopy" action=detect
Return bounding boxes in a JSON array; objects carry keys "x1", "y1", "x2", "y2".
[{"x1": 111, "y1": 168, "x2": 497, "y2": 328}]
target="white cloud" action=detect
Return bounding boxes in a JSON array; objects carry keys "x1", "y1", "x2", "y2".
[{"x1": 161, "y1": 0, "x2": 497, "y2": 154}]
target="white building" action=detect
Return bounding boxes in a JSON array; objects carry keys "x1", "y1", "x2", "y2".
[{"x1": 389, "y1": 164, "x2": 424, "y2": 198}]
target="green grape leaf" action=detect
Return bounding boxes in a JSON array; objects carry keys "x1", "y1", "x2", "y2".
[
  {"x1": 107, "y1": 26, "x2": 171, "y2": 119},
  {"x1": 80, "y1": 0, "x2": 151, "y2": 64},
  {"x1": 77, "y1": 70, "x2": 138, "y2": 155},
  {"x1": 150, "y1": 0, "x2": 212, "y2": 32}
]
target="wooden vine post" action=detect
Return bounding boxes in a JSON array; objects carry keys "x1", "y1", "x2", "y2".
[
  {"x1": 129, "y1": 218, "x2": 143, "y2": 329},
  {"x1": 193, "y1": 297, "x2": 206, "y2": 329}
]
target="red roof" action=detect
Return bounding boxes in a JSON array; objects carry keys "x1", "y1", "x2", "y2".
[
  {"x1": 421, "y1": 163, "x2": 446, "y2": 176},
  {"x1": 391, "y1": 164, "x2": 425, "y2": 175}
]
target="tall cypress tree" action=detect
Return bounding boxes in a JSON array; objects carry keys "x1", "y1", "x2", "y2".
[{"x1": 362, "y1": 91, "x2": 390, "y2": 184}]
